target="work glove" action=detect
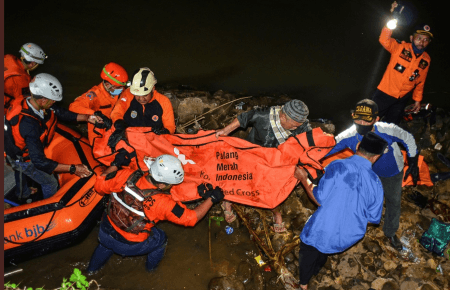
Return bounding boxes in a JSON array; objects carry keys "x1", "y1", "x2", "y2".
[
  {"x1": 406, "y1": 190, "x2": 428, "y2": 209},
  {"x1": 153, "y1": 126, "x2": 170, "y2": 135},
  {"x1": 404, "y1": 155, "x2": 419, "y2": 186},
  {"x1": 111, "y1": 148, "x2": 131, "y2": 168},
  {"x1": 209, "y1": 186, "x2": 225, "y2": 204},
  {"x1": 197, "y1": 183, "x2": 214, "y2": 199},
  {"x1": 93, "y1": 111, "x2": 112, "y2": 130},
  {"x1": 107, "y1": 120, "x2": 127, "y2": 152}
]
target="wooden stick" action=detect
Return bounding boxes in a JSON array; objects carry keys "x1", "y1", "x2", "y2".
[
  {"x1": 179, "y1": 96, "x2": 253, "y2": 129},
  {"x1": 209, "y1": 214, "x2": 213, "y2": 268}
]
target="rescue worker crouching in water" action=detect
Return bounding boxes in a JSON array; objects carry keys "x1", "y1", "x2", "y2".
[
  {"x1": 215, "y1": 99, "x2": 312, "y2": 232},
  {"x1": 5, "y1": 73, "x2": 100, "y2": 202},
  {"x1": 69, "y1": 62, "x2": 128, "y2": 144},
  {"x1": 107, "y1": 67, "x2": 176, "y2": 150},
  {"x1": 4, "y1": 43, "x2": 47, "y2": 115},
  {"x1": 87, "y1": 152, "x2": 224, "y2": 272}
]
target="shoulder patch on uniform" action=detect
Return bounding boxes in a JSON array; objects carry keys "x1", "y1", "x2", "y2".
[
  {"x1": 105, "y1": 170, "x2": 118, "y2": 180},
  {"x1": 171, "y1": 204, "x2": 185, "y2": 218},
  {"x1": 85, "y1": 91, "x2": 97, "y2": 100}
]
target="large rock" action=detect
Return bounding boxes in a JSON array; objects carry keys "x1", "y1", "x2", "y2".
[{"x1": 208, "y1": 276, "x2": 245, "y2": 290}]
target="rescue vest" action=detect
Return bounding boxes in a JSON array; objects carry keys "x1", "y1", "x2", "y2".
[
  {"x1": 4, "y1": 55, "x2": 31, "y2": 111},
  {"x1": 93, "y1": 127, "x2": 336, "y2": 209},
  {"x1": 107, "y1": 170, "x2": 166, "y2": 235},
  {"x1": 5, "y1": 98, "x2": 57, "y2": 160}
]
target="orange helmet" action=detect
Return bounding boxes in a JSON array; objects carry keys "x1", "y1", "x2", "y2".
[{"x1": 100, "y1": 62, "x2": 128, "y2": 86}]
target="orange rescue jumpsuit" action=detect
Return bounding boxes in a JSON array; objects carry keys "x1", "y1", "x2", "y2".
[
  {"x1": 4, "y1": 55, "x2": 31, "y2": 114},
  {"x1": 69, "y1": 83, "x2": 118, "y2": 144},
  {"x1": 95, "y1": 169, "x2": 197, "y2": 242},
  {"x1": 110, "y1": 88, "x2": 176, "y2": 134},
  {"x1": 377, "y1": 27, "x2": 431, "y2": 103}
]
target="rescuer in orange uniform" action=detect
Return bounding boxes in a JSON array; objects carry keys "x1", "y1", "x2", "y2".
[
  {"x1": 4, "y1": 43, "x2": 47, "y2": 114},
  {"x1": 69, "y1": 63, "x2": 128, "y2": 144},
  {"x1": 5, "y1": 73, "x2": 97, "y2": 201},
  {"x1": 87, "y1": 153, "x2": 224, "y2": 272},
  {"x1": 372, "y1": 2, "x2": 433, "y2": 124},
  {"x1": 107, "y1": 68, "x2": 175, "y2": 148}
]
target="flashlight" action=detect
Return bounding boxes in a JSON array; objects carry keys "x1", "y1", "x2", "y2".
[
  {"x1": 387, "y1": 19, "x2": 398, "y2": 30},
  {"x1": 386, "y1": 2, "x2": 404, "y2": 30}
]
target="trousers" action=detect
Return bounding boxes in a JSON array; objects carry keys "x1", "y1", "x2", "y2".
[
  {"x1": 10, "y1": 160, "x2": 59, "y2": 199},
  {"x1": 87, "y1": 214, "x2": 167, "y2": 272},
  {"x1": 298, "y1": 241, "x2": 329, "y2": 286},
  {"x1": 380, "y1": 169, "x2": 404, "y2": 237},
  {"x1": 372, "y1": 89, "x2": 412, "y2": 125}
]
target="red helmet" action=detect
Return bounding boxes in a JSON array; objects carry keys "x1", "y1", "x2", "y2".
[{"x1": 100, "y1": 62, "x2": 128, "y2": 86}]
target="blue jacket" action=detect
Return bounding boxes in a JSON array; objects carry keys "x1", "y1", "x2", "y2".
[
  {"x1": 300, "y1": 155, "x2": 384, "y2": 253},
  {"x1": 326, "y1": 122, "x2": 417, "y2": 178}
]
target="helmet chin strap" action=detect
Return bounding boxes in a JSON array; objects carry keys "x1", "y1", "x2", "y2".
[
  {"x1": 146, "y1": 174, "x2": 172, "y2": 191},
  {"x1": 102, "y1": 81, "x2": 114, "y2": 96},
  {"x1": 20, "y1": 57, "x2": 39, "y2": 74}
]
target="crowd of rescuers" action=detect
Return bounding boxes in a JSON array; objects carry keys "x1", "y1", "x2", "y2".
[{"x1": 3, "y1": 0, "x2": 430, "y2": 281}]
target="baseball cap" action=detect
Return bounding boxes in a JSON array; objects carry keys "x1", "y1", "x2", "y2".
[
  {"x1": 352, "y1": 99, "x2": 378, "y2": 123},
  {"x1": 414, "y1": 24, "x2": 434, "y2": 39}
]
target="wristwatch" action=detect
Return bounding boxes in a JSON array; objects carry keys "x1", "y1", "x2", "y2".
[{"x1": 69, "y1": 164, "x2": 76, "y2": 174}]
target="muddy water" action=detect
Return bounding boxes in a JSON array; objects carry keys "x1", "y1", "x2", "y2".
[{"x1": 4, "y1": 208, "x2": 273, "y2": 289}]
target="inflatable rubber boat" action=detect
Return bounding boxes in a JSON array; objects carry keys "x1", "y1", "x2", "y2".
[{"x1": 4, "y1": 124, "x2": 106, "y2": 263}]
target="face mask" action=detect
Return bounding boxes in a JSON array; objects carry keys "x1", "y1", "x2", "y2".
[
  {"x1": 355, "y1": 123, "x2": 373, "y2": 136},
  {"x1": 412, "y1": 41, "x2": 425, "y2": 55},
  {"x1": 110, "y1": 88, "x2": 123, "y2": 96}
]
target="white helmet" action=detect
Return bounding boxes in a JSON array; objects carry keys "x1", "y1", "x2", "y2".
[
  {"x1": 145, "y1": 154, "x2": 184, "y2": 185},
  {"x1": 19, "y1": 43, "x2": 47, "y2": 64},
  {"x1": 29, "y1": 73, "x2": 63, "y2": 101},
  {"x1": 129, "y1": 67, "x2": 157, "y2": 96}
]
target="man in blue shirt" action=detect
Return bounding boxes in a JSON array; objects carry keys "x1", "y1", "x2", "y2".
[
  {"x1": 295, "y1": 132, "x2": 387, "y2": 289},
  {"x1": 326, "y1": 99, "x2": 419, "y2": 251}
]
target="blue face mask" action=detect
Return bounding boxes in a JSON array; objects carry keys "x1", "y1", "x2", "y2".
[
  {"x1": 412, "y1": 41, "x2": 426, "y2": 55},
  {"x1": 110, "y1": 88, "x2": 123, "y2": 96}
]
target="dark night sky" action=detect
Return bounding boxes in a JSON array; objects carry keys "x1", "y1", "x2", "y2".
[{"x1": 4, "y1": 0, "x2": 449, "y2": 128}]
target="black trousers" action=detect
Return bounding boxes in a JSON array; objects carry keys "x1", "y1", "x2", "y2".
[
  {"x1": 298, "y1": 241, "x2": 329, "y2": 285},
  {"x1": 372, "y1": 89, "x2": 412, "y2": 125}
]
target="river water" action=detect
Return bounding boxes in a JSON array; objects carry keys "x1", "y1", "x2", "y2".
[{"x1": 3, "y1": 0, "x2": 449, "y2": 289}]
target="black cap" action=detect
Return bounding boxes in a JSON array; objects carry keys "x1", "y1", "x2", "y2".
[
  {"x1": 352, "y1": 99, "x2": 378, "y2": 123},
  {"x1": 413, "y1": 23, "x2": 433, "y2": 39},
  {"x1": 359, "y1": 132, "x2": 388, "y2": 155}
]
